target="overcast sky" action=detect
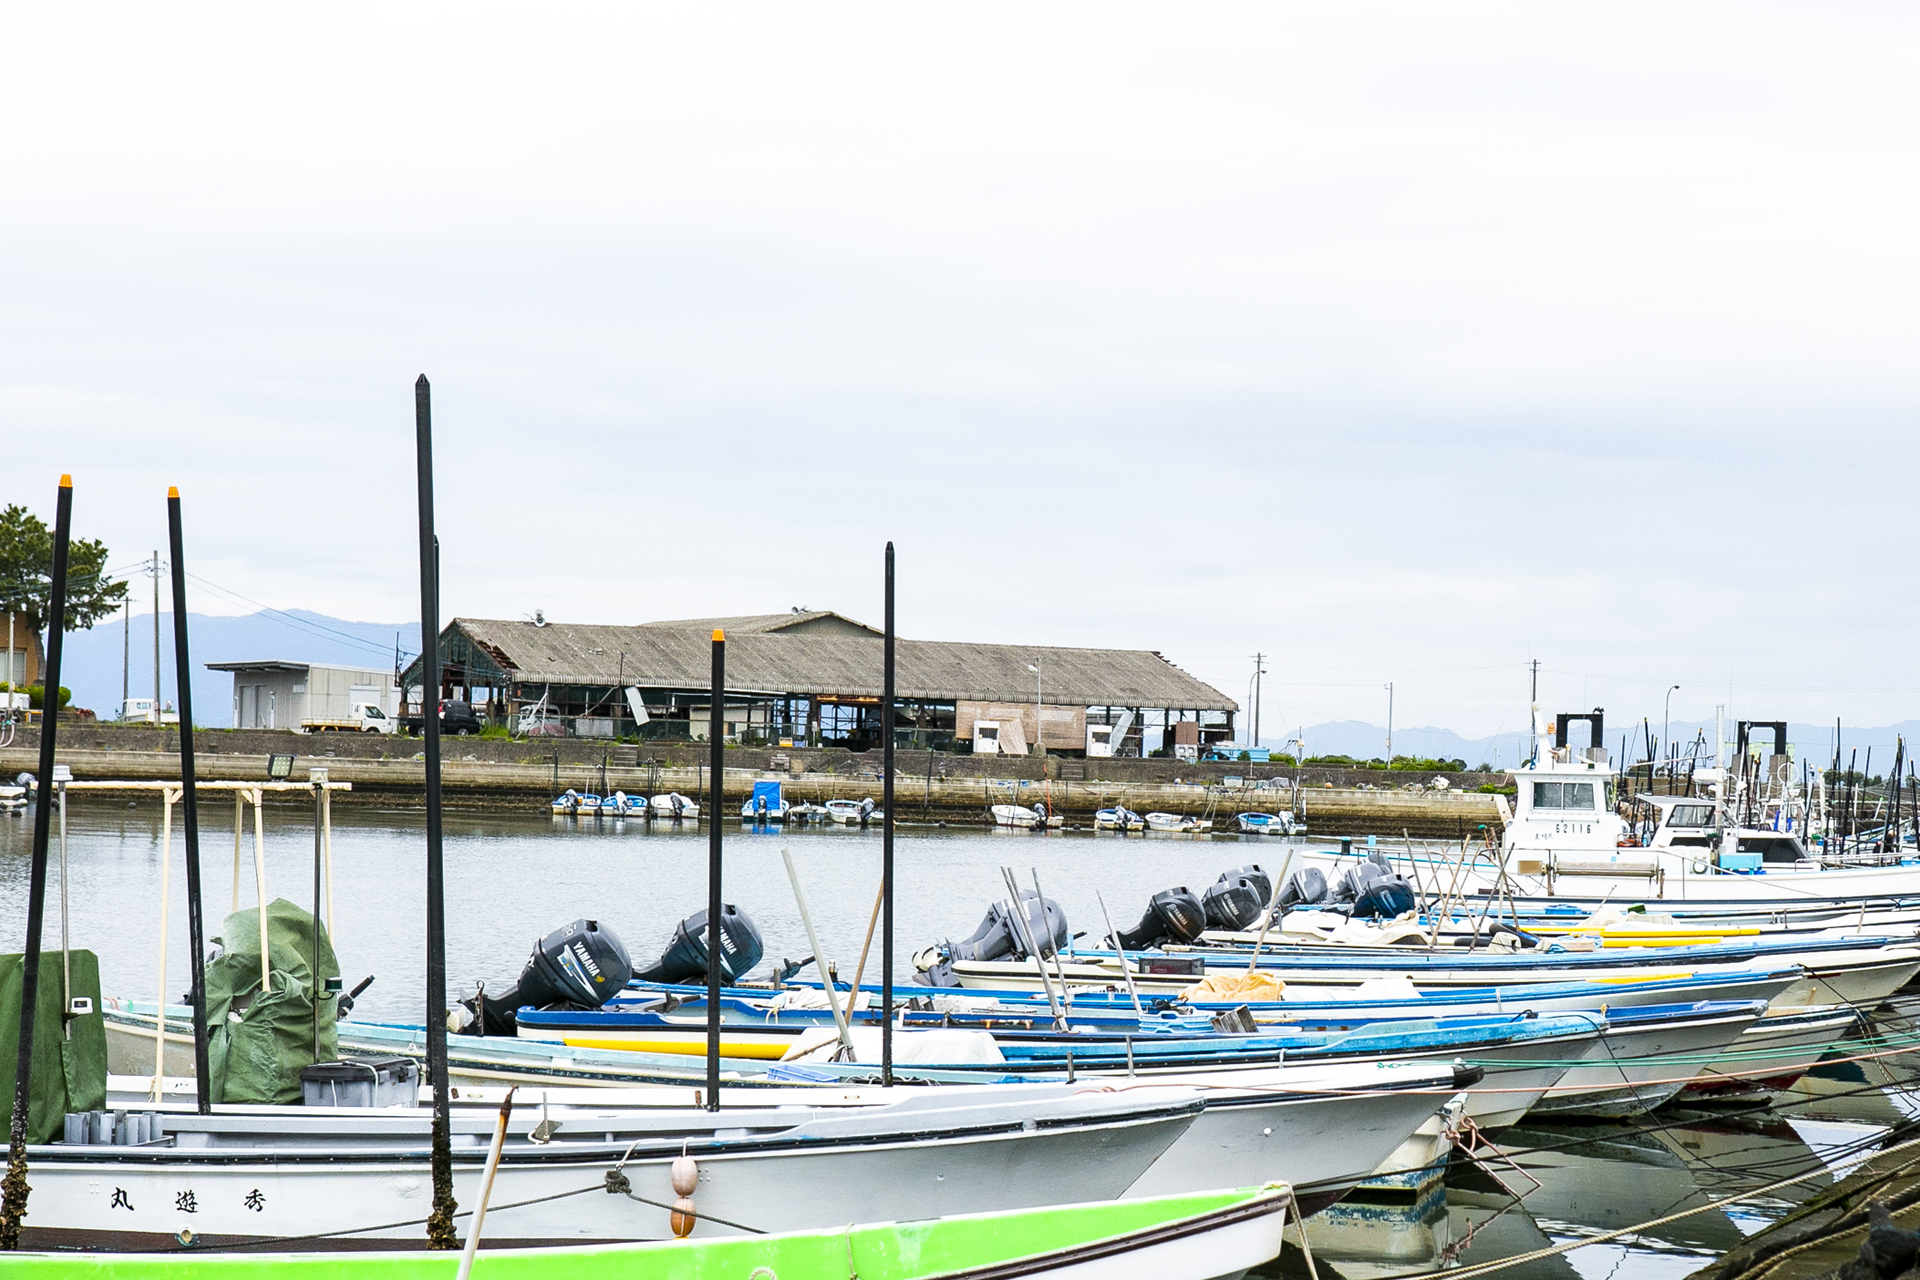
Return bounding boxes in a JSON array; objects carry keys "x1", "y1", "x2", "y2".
[{"x1": 6, "y1": 4, "x2": 1918, "y2": 743}]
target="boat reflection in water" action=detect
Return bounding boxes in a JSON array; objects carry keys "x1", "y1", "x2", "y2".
[{"x1": 1299, "y1": 1116, "x2": 1850, "y2": 1279}]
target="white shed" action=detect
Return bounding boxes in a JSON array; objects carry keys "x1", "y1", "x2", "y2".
[{"x1": 207, "y1": 660, "x2": 400, "y2": 730}]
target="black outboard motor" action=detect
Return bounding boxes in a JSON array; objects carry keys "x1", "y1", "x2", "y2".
[
  {"x1": 1276, "y1": 866, "x2": 1329, "y2": 911},
  {"x1": 1350, "y1": 876, "x2": 1416, "y2": 919},
  {"x1": 1202, "y1": 875, "x2": 1267, "y2": 932},
  {"x1": 458, "y1": 918, "x2": 634, "y2": 1036},
  {"x1": 1332, "y1": 852, "x2": 1396, "y2": 904},
  {"x1": 635, "y1": 905, "x2": 766, "y2": 985},
  {"x1": 1116, "y1": 887, "x2": 1206, "y2": 950},
  {"x1": 947, "y1": 891, "x2": 1067, "y2": 962},
  {"x1": 1216, "y1": 865, "x2": 1271, "y2": 907}
]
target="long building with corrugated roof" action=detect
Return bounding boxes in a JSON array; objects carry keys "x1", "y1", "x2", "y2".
[{"x1": 400, "y1": 611, "x2": 1236, "y2": 757}]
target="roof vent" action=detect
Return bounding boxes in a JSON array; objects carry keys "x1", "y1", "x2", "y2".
[{"x1": 532, "y1": 609, "x2": 547, "y2": 628}]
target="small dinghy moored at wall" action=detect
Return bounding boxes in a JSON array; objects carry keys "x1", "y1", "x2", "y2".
[
  {"x1": 826, "y1": 797, "x2": 882, "y2": 825},
  {"x1": 601, "y1": 790, "x2": 648, "y2": 817},
  {"x1": 650, "y1": 791, "x2": 701, "y2": 820},
  {"x1": 991, "y1": 802, "x2": 1055, "y2": 829},
  {"x1": 1236, "y1": 810, "x2": 1302, "y2": 836},
  {"x1": 1145, "y1": 812, "x2": 1210, "y2": 833},
  {"x1": 549, "y1": 789, "x2": 602, "y2": 815},
  {"x1": 740, "y1": 779, "x2": 791, "y2": 822},
  {"x1": 1094, "y1": 806, "x2": 1144, "y2": 831}
]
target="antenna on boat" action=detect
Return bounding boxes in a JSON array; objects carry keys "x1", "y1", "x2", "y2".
[
  {"x1": 0, "y1": 474, "x2": 72, "y2": 1250},
  {"x1": 415, "y1": 376, "x2": 459, "y2": 1249},
  {"x1": 882, "y1": 541, "x2": 895, "y2": 1087},
  {"x1": 166, "y1": 487, "x2": 214, "y2": 1114},
  {"x1": 707, "y1": 628, "x2": 725, "y2": 1111}
]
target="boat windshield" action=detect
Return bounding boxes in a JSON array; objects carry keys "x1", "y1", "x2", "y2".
[
  {"x1": 1668, "y1": 803, "x2": 1715, "y2": 828},
  {"x1": 1533, "y1": 781, "x2": 1596, "y2": 811}
]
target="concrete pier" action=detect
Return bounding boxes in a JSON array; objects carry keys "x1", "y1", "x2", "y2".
[{"x1": 5, "y1": 745, "x2": 1506, "y2": 837}]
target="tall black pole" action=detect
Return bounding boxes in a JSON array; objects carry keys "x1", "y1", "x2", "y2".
[
  {"x1": 165, "y1": 488, "x2": 213, "y2": 1114},
  {"x1": 706, "y1": 629, "x2": 724, "y2": 1111},
  {"x1": 0, "y1": 475, "x2": 72, "y2": 1250},
  {"x1": 415, "y1": 376, "x2": 458, "y2": 1249},
  {"x1": 882, "y1": 543, "x2": 895, "y2": 1087}
]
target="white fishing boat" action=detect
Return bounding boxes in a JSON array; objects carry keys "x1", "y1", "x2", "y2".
[
  {"x1": 1145, "y1": 812, "x2": 1210, "y2": 833},
  {"x1": 649, "y1": 792, "x2": 701, "y2": 820},
  {"x1": 16, "y1": 1084, "x2": 1207, "y2": 1250},
  {"x1": 1236, "y1": 811, "x2": 1302, "y2": 836},
  {"x1": 1094, "y1": 806, "x2": 1144, "y2": 831},
  {"x1": 1444, "y1": 705, "x2": 1920, "y2": 901}
]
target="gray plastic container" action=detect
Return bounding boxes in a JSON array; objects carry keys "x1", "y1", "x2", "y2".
[{"x1": 300, "y1": 1057, "x2": 420, "y2": 1108}]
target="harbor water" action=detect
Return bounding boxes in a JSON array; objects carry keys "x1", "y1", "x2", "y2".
[{"x1": 4, "y1": 799, "x2": 1917, "y2": 1277}]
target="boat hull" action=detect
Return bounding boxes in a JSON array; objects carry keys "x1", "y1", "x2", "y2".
[{"x1": 13, "y1": 1091, "x2": 1202, "y2": 1250}]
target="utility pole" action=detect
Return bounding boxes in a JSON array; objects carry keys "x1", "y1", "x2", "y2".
[
  {"x1": 1529, "y1": 658, "x2": 1539, "y2": 706},
  {"x1": 151, "y1": 551, "x2": 161, "y2": 724},
  {"x1": 1251, "y1": 653, "x2": 1265, "y2": 750},
  {"x1": 121, "y1": 597, "x2": 130, "y2": 718},
  {"x1": 1385, "y1": 682, "x2": 1394, "y2": 765}
]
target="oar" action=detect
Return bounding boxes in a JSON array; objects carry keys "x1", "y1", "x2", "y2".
[
  {"x1": 1244, "y1": 847, "x2": 1295, "y2": 971},
  {"x1": 1094, "y1": 890, "x2": 1144, "y2": 1018},
  {"x1": 1001, "y1": 867, "x2": 1065, "y2": 1031},
  {"x1": 783, "y1": 850, "x2": 855, "y2": 1058},
  {"x1": 846, "y1": 877, "x2": 887, "y2": 1015},
  {"x1": 454, "y1": 1087, "x2": 516, "y2": 1280}
]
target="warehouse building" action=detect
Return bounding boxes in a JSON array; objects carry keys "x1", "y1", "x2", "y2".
[
  {"x1": 398, "y1": 611, "x2": 1236, "y2": 757},
  {"x1": 208, "y1": 660, "x2": 401, "y2": 730}
]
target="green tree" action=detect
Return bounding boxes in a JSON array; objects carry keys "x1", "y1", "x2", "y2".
[{"x1": 0, "y1": 503, "x2": 129, "y2": 633}]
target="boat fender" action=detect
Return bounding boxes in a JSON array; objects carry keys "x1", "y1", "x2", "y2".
[
  {"x1": 670, "y1": 1152, "x2": 699, "y2": 1239},
  {"x1": 1451, "y1": 1064, "x2": 1486, "y2": 1090}
]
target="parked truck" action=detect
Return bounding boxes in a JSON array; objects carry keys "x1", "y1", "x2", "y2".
[{"x1": 300, "y1": 703, "x2": 397, "y2": 734}]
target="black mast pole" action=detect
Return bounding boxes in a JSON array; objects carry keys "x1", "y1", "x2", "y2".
[
  {"x1": 706, "y1": 629, "x2": 725, "y2": 1111},
  {"x1": 166, "y1": 488, "x2": 214, "y2": 1114},
  {"x1": 0, "y1": 476, "x2": 72, "y2": 1249},
  {"x1": 415, "y1": 376, "x2": 457, "y2": 1248},
  {"x1": 882, "y1": 543, "x2": 895, "y2": 1087}
]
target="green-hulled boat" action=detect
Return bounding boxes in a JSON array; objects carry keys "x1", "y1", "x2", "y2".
[{"x1": 9, "y1": 1185, "x2": 1290, "y2": 1280}]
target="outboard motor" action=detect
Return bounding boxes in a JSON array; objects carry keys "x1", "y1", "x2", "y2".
[
  {"x1": 1202, "y1": 875, "x2": 1267, "y2": 932},
  {"x1": 1350, "y1": 876, "x2": 1416, "y2": 919},
  {"x1": 1115, "y1": 887, "x2": 1206, "y2": 950},
  {"x1": 1332, "y1": 853, "x2": 1395, "y2": 904},
  {"x1": 1215, "y1": 864, "x2": 1271, "y2": 908},
  {"x1": 1276, "y1": 866, "x2": 1329, "y2": 911},
  {"x1": 946, "y1": 890, "x2": 1067, "y2": 962},
  {"x1": 635, "y1": 905, "x2": 766, "y2": 985},
  {"x1": 457, "y1": 918, "x2": 634, "y2": 1036}
]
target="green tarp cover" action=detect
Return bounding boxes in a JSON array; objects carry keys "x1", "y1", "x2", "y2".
[
  {"x1": 206, "y1": 899, "x2": 338, "y2": 1105},
  {"x1": 0, "y1": 950, "x2": 107, "y2": 1144}
]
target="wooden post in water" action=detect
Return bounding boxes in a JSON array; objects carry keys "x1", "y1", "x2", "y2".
[
  {"x1": 166, "y1": 488, "x2": 215, "y2": 1113},
  {"x1": 707, "y1": 629, "x2": 725, "y2": 1110},
  {"x1": 882, "y1": 543, "x2": 895, "y2": 1086},
  {"x1": 415, "y1": 376, "x2": 458, "y2": 1248},
  {"x1": 0, "y1": 475, "x2": 73, "y2": 1249}
]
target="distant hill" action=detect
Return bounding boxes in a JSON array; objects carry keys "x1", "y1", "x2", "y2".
[{"x1": 57, "y1": 611, "x2": 420, "y2": 727}]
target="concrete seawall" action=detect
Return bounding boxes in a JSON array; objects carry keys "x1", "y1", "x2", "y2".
[{"x1": 9, "y1": 746, "x2": 1507, "y2": 838}]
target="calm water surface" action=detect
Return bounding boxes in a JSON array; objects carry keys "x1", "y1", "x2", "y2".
[{"x1": 4, "y1": 799, "x2": 1915, "y2": 1276}]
